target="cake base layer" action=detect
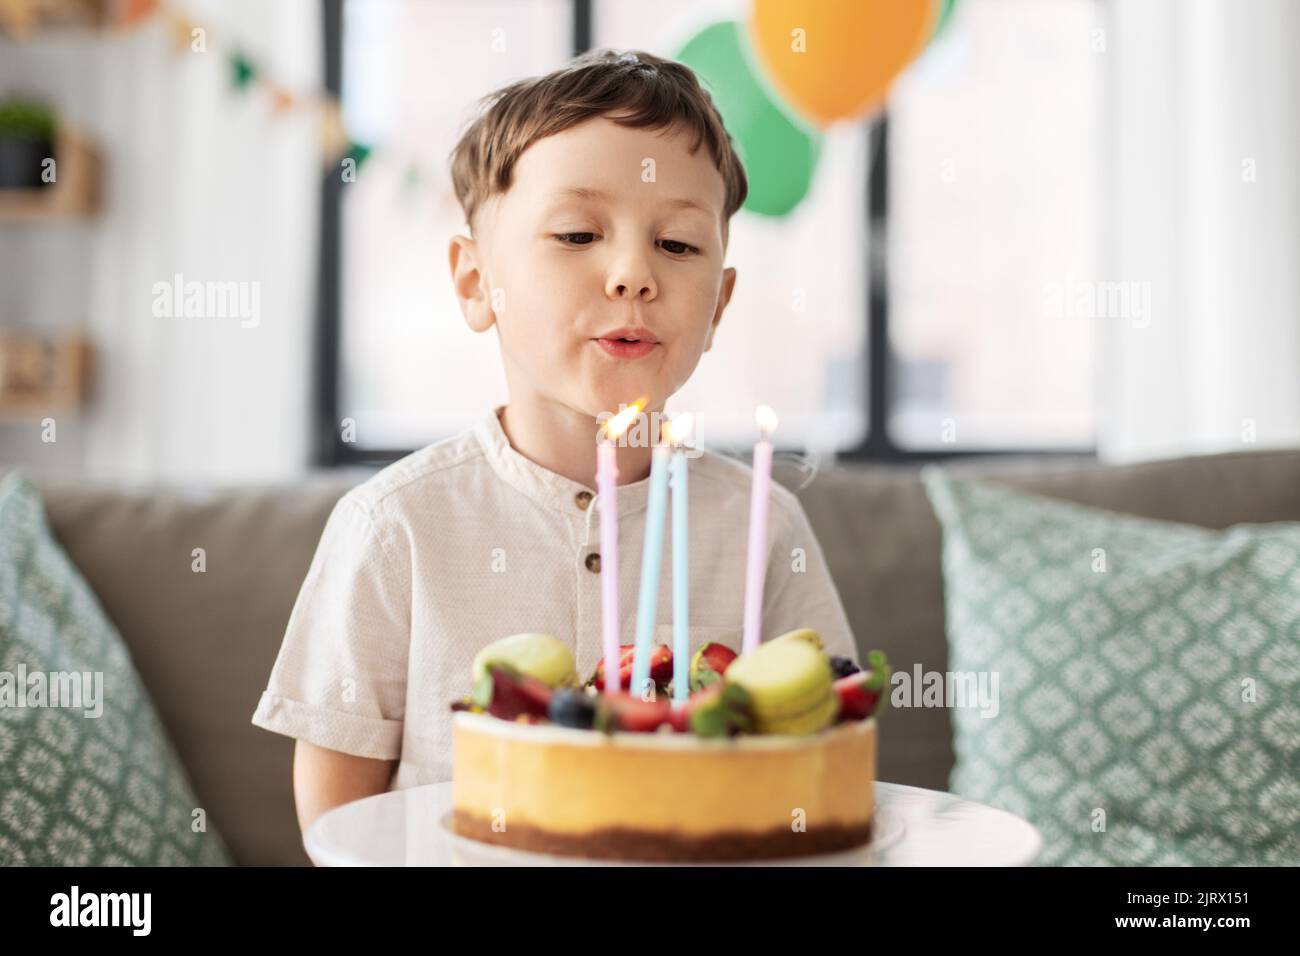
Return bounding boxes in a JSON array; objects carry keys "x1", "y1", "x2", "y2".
[
  {"x1": 451, "y1": 713, "x2": 877, "y2": 862},
  {"x1": 452, "y1": 809, "x2": 874, "y2": 862}
]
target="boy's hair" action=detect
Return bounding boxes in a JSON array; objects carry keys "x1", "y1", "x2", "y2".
[{"x1": 449, "y1": 48, "x2": 748, "y2": 237}]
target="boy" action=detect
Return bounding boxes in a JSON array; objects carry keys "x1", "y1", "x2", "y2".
[{"x1": 252, "y1": 49, "x2": 857, "y2": 832}]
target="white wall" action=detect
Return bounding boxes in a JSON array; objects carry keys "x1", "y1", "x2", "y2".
[{"x1": 0, "y1": 0, "x2": 319, "y2": 486}]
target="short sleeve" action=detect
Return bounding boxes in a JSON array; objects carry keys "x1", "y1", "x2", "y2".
[
  {"x1": 251, "y1": 493, "x2": 411, "y2": 759},
  {"x1": 761, "y1": 490, "x2": 858, "y2": 663}
]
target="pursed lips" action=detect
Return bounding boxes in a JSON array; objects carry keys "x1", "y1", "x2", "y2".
[
  {"x1": 592, "y1": 332, "x2": 659, "y2": 358},
  {"x1": 593, "y1": 326, "x2": 659, "y2": 345}
]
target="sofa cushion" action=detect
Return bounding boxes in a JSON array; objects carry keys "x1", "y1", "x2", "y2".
[
  {"x1": 787, "y1": 448, "x2": 1300, "y2": 792},
  {"x1": 31, "y1": 471, "x2": 368, "y2": 866},
  {"x1": 14, "y1": 448, "x2": 1299, "y2": 865},
  {"x1": 0, "y1": 473, "x2": 232, "y2": 866},
  {"x1": 922, "y1": 468, "x2": 1300, "y2": 865}
]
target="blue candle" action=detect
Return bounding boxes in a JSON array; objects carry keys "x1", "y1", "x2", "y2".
[
  {"x1": 669, "y1": 414, "x2": 694, "y2": 702},
  {"x1": 630, "y1": 423, "x2": 672, "y2": 698}
]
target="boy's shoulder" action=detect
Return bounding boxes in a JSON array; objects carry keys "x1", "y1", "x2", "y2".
[
  {"x1": 340, "y1": 421, "x2": 486, "y2": 519},
  {"x1": 689, "y1": 447, "x2": 755, "y2": 494},
  {"x1": 688, "y1": 448, "x2": 807, "y2": 525}
]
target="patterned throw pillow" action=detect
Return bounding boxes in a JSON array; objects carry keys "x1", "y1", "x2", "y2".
[
  {"x1": 923, "y1": 468, "x2": 1300, "y2": 866},
  {"x1": 0, "y1": 473, "x2": 231, "y2": 865}
]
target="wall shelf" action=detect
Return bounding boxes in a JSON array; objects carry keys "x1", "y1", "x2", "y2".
[
  {"x1": 0, "y1": 330, "x2": 93, "y2": 420},
  {"x1": 0, "y1": 128, "x2": 101, "y2": 222},
  {"x1": 0, "y1": 0, "x2": 107, "y2": 38}
]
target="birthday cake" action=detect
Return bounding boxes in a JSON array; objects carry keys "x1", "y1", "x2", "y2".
[{"x1": 449, "y1": 630, "x2": 889, "y2": 862}]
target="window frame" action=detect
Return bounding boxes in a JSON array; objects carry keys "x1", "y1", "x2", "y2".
[{"x1": 314, "y1": 0, "x2": 1096, "y2": 467}]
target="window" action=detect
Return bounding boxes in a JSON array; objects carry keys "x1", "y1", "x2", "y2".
[
  {"x1": 319, "y1": 0, "x2": 1099, "y2": 464},
  {"x1": 328, "y1": 0, "x2": 574, "y2": 454},
  {"x1": 886, "y1": 0, "x2": 1100, "y2": 450}
]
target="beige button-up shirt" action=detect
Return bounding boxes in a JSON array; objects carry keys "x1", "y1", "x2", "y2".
[{"x1": 251, "y1": 405, "x2": 856, "y2": 788}]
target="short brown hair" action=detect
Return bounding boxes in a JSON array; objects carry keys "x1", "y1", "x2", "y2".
[{"x1": 449, "y1": 48, "x2": 748, "y2": 235}]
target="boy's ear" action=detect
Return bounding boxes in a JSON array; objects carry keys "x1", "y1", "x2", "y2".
[
  {"x1": 703, "y1": 266, "x2": 738, "y2": 353},
  {"x1": 448, "y1": 234, "x2": 495, "y2": 333}
]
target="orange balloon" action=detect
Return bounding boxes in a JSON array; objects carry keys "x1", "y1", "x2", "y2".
[{"x1": 748, "y1": 0, "x2": 938, "y2": 127}]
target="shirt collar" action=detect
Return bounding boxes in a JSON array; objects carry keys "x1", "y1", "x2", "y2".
[{"x1": 474, "y1": 405, "x2": 653, "y2": 518}]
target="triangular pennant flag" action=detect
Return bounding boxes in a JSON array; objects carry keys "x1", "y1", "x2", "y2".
[
  {"x1": 229, "y1": 51, "x2": 257, "y2": 91},
  {"x1": 346, "y1": 142, "x2": 373, "y2": 172},
  {"x1": 166, "y1": 10, "x2": 197, "y2": 53},
  {"x1": 267, "y1": 84, "x2": 297, "y2": 112},
  {"x1": 115, "y1": 0, "x2": 159, "y2": 31},
  {"x1": 319, "y1": 99, "x2": 351, "y2": 164}
]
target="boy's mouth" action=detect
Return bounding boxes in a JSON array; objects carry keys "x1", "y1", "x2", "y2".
[
  {"x1": 594, "y1": 338, "x2": 658, "y2": 359},
  {"x1": 592, "y1": 326, "x2": 659, "y2": 359}
]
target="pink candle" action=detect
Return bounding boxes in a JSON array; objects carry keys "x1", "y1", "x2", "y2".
[
  {"x1": 597, "y1": 404, "x2": 641, "y2": 696},
  {"x1": 741, "y1": 405, "x2": 778, "y2": 653}
]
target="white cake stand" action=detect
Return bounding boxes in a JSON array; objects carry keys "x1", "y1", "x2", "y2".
[{"x1": 304, "y1": 781, "x2": 1042, "y2": 867}]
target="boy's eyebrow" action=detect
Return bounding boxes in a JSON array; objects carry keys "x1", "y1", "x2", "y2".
[{"x1": 547, "y1": 186, "x2": 716, "y2": 217}]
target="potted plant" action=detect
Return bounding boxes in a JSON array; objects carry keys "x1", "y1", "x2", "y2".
[{"x1": 0, "y1": 98, "x2": 57, "y2": 190}]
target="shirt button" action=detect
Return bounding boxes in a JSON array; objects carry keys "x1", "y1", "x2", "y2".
[
  {"x1": 575, "y1": 490, "x2": 593, "y2": 511},
  {"x1": 584, "y1": 552, "x2": 601, "y2": 574}
]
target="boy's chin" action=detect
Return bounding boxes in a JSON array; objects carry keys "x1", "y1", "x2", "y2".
[
  {"x1": 591, "y1": 395, "x2": 666, "y2": 425},
  {"x1": 577, "y1": 382, "x2": 661, "y2": 419}
]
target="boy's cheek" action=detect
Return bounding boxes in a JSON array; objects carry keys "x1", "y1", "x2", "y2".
[{"x1": 526, "y1": 270, "x2": 589, "y2": 314}]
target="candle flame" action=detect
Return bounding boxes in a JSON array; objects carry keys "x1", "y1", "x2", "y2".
[
  {"x1": 603, "y1": 401, "x2": 643, "y2": 441},
  {"x1": 666, "y1": 412, "x2": 695, "y2": 445},
  {"x1": 755, "y1": 404, "x2": 778, "y2": 434}
]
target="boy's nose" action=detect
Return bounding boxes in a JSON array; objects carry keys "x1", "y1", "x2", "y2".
[
  {"x1": 604, "y1": 256, "x2": 657, "y2": 302},
  {"x1": 608, "y1": 280, "x2": 654, "y2": 300}
]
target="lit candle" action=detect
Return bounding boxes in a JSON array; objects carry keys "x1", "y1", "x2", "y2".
[
  {"x1": 597, "y1": 402, "x2": 642, "y2": 698},
  {"x1": 630, "y1": 416, "x2": 672, "y2": 699},
  {"x1": 742, "y1": 405, "x2": 778, "y2": 653},
  {"x1": 667, "y1": 413, "x2": 695, "y2": 703}
]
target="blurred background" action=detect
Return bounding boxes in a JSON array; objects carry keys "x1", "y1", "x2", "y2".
[{"x1": 1, "y1": 0, "x2": 1297, "y2": 484}]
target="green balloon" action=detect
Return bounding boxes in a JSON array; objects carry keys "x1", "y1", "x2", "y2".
[
  {"x1": 676, "y1": 21, "x2": 819, "y2": 218},
  {"x1": 933, "y1": 0, "x2": 958, "y2": 40}
]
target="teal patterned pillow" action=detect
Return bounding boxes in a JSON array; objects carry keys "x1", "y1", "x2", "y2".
[
  {"x1": 923, "y1": 468, "x2": 1300, "y2": 866},
  {"x1": 0, "y1": 473, "x2": 231, "y2": 865}
]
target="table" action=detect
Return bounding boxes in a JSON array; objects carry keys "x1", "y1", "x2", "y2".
[{"x1": 304, "y1": 781, "x2": 1042, "y2": 866}]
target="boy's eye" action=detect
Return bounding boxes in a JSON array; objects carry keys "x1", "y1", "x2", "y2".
[
  {"x1": 658, "y1": 239, "x2": 700, "y2": 256},
  {"x1": 552, "y1": 233, "x2": 699, "y2": 255}
]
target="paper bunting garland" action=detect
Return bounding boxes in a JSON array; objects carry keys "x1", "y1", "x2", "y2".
[{"x1": 0, "y1": 0, "x2": 373, "y2": 174}]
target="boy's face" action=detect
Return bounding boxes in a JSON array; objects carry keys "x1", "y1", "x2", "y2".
[{"x1": 450, "y1": 115, "x2": 737, "y2": 424}]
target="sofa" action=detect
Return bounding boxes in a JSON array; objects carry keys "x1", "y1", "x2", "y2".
[{"x1": 18, "y1": 447, "x2": 1300, "y2": 866}]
